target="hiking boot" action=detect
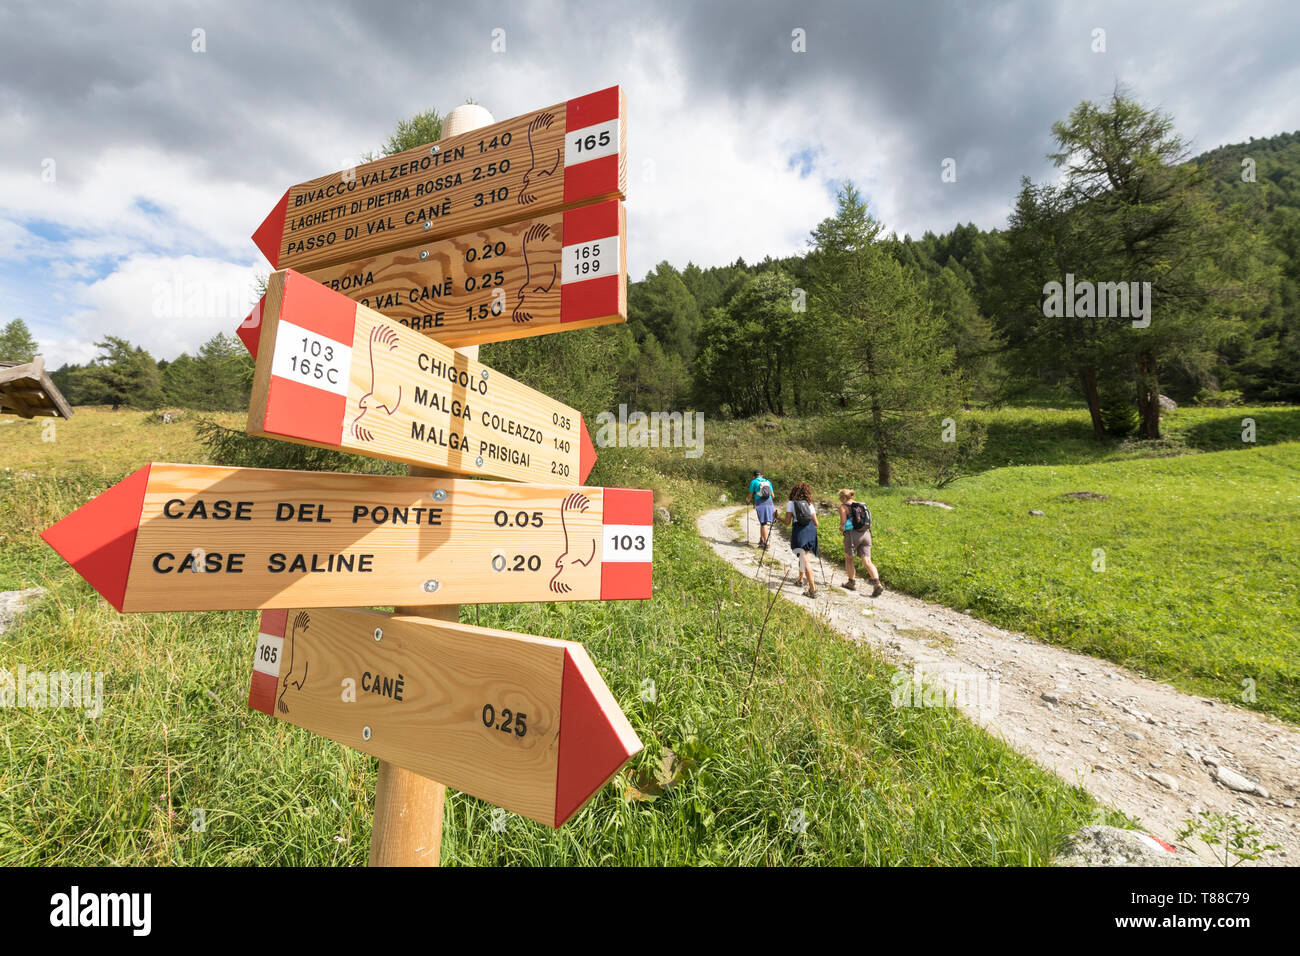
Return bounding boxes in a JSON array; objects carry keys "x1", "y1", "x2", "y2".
[
  {"x1": 870, "y1": 580, "x2": 883, "y2": 598},
  {"x1": 844, "y1": 578, "x2": 857, "y2": 591}
]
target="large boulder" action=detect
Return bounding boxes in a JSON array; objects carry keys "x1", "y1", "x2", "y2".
[{"x1": 1158, "y1": 394, "x2": 1178, "y2": 411}]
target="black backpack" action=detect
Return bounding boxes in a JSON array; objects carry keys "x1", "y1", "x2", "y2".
[
  {"x1": 792, "y1": 499, "x2": 814, "y2": 526},
  {"x1": 847, "y1": 501, "x2": 871, "y2": 531}
]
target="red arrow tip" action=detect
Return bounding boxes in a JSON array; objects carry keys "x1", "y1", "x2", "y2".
[
  {"x1": 252, "y1": 189, "x2": 290, "y2": 267},
  {"x1": 41, "y1": 464, "x2": 152, "y2": 612},
  {"x1": 236, "y1": 291, "x2": 267, "y2": 358},
  {"x1": 578, "y1": 413, "x2": 598, "y2": 483},
  {"x1": 554, "y1": 646, "x2": 642, "y2": 827}
]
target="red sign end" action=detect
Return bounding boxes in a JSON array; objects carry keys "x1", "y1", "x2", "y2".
[
  {"x1": 578, "y1": 414, "x2": 598, "y2": 484},
  {"x1": 252, "y1": 189, "x2": 290, "y2": 267},
  {"x1": 41, "y1": 463, "x2": 153, "y2": 612},
  {"x1": 554, "y1": 645, "x2": 642, "y2": 827}
]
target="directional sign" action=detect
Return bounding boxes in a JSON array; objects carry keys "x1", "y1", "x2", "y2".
[
  {"x1": 248, "y1": 607, "x2": 642, "y2": 828},
  {"x1": 41, "y1": 464, "x2": 654, "y2": 612},
  {"x1": 289, "y1": 199, "x2": 627, "y2": 349},
  {"x1": 244, "y1": 269, "x2": 597, "y2": 484},
  {"x1": 253, "y1": 86, "x2": 627, "y2": 273}
]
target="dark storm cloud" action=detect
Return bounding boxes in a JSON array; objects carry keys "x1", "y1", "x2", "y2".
[
  {"x1": 1, "y1": 0, "x2": 1296, "y2": 256},
  {"x1": 646, "y1": 0, "x2": 1300, "y2": 234}
]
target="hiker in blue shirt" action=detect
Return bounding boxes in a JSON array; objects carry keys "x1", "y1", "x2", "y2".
[{"x1": 747, "y1": 470, "x2": 776, "y2": 550}]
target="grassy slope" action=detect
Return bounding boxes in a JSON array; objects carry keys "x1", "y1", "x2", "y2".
[
  {"x1": 880, "y1": 444, "x2": 1300, "y2": 723},
  {"x1": 0, "y1": 409, "x2": 1099, "y2": 865}
]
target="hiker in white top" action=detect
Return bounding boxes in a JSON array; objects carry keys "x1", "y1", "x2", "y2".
[{"x1": 779, "y1": 480, "x2": 819, "y2": 597}]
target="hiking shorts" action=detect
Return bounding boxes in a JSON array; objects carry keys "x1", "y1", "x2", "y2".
[
  {"x1": 754, "y1": 500, "x2": 775, "y2": 525},
  {"x1": 843, "y1": 528, "x2": 871, "y2": 559},
  {"x1": 791, "y1": 521, "x2": 818, "y2": 556}
]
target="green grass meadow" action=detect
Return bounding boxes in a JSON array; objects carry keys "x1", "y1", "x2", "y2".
[
  {"x1": 0, "y1": 436, "x2": 1099, "y2": 865},
  {"x1": 2, "y1": 400, "x2": 1294, "y2": 864}
]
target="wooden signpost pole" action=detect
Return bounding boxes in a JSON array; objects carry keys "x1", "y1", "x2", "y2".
[{"x1": 371, "y1": 104, "x2": 495, "y2": 868}]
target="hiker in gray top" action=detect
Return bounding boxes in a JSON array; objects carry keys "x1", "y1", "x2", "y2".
[{"x1": 838, "y1": 488, "x2": 882, "y2": 597}]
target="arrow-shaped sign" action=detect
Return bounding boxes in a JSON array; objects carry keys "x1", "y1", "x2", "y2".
[
  {"x1": 42, "y1": 464, "x2": 653, "y2": 612},
  {"x1": 248, "y1": 606, "x2": 641, "y2": 828},
  {"x1": 253, "y1": 86, "x2": 626, "y2": 273},
  {"x1": 289, "y1": 199, "x2": 626, "y2": 350},
  {"x1": 243, "y1": 269, "x2": 597, "y2": 484}
]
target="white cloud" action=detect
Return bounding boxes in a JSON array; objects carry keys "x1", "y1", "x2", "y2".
[{"x1": 51, "y1": 254, "x2": 261, "y2": 364}]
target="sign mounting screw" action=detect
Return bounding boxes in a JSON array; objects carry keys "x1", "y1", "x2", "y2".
[
  {"x1": 373, "y1": 627, "x2": 383, "y2": 642},
  {"x1": 432, "y1": 489, "x2": 447, "y2": 502},
  {"x1": 419, "y1": 249, "x2": 429, "y2": 261},
  {"x1": 430, "y1": 145, "x2": 440, "y2": 154},
  {"x1": 362, "y1": 726, "x2": 372, "y2": 741},
  {"x1": 423, "y1": 220, "x2": 432, "y2": 231},
  {"x1": 480, "y1": 369, "x2": 489, "y2": 380},
  {"x1": 423, "y1": 579, "x2": 440, "y2": 593},
  {"x1": 475, "y1": 456, "x2": 484, "y2": 467}
]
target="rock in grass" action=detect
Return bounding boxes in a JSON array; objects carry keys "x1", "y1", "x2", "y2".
[
  {"x1": 1053, "y1": 826, "x2": 1201, "y2": 867},
  {"x1": 655, "y1": 506, "x2": 673, "y2": 525},
  {"x1": 1029, "y1": 509, "x2": 1045, "y2": 516},
  {"x1": 0, "y1": 588, "x2": 45, "y2": 634},
  {"x1": 1212, "y1": 766, "x2": 1269, "y2": 798}
]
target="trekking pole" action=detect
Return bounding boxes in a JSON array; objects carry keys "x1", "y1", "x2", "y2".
[{"x1": 742, "y1": 569, "x2": 788, "y2": 717}]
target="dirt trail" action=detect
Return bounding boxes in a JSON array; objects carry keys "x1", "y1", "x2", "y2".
[{"x1": 698, "y1": 506, "x2": 1299, "y2": 865}]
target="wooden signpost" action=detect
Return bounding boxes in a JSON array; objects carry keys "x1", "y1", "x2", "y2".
[
  {"x1": 244, "y1": 269, "x2": 598, "y2": 483},
  {"x1": 247, "y1": 606, "x2": 642, "y2": 828},
  {"x1": 41, "y1": 463, "x2": 653, "y2": 612},
  {"x1": 291, "y1": 199, "x2": 627, "y2": 349},
  {"x1": 252, "y1": 86, "x2": 627, "y2": 273},
  {"x1": 42, "y1": 90, "x2": 645, "y2": 865}
]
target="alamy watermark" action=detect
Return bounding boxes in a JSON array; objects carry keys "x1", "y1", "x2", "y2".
[
  {"x1": 1042, "y1": 273, "x2": 1151, "y2": 328},
  {"x1": 890, "y1": 662, "x2": 999, "y2": 716},
  {"x1": 594, "y1": 405, "x2": 704, "y2": 458},
  {"x1": 152, "y1": 274, "x2": 257, "y2": 321},
  {"x1": 1, "y1": 665, "x2": 103, "y2": 718}
]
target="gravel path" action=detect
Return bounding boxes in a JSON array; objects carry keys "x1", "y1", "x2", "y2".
[{"x1": 698, "y1": 506, "x2": 1299, "y2": 865}]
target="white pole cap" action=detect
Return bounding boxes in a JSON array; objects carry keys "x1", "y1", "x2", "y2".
[{"x1": 441, "y1": 104, "x2": 496, "y2": 139}]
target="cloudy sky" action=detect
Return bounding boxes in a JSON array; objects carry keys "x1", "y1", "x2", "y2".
[{"x1": 2, "y1": 0, "x2": 1296, "y2": 366}]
